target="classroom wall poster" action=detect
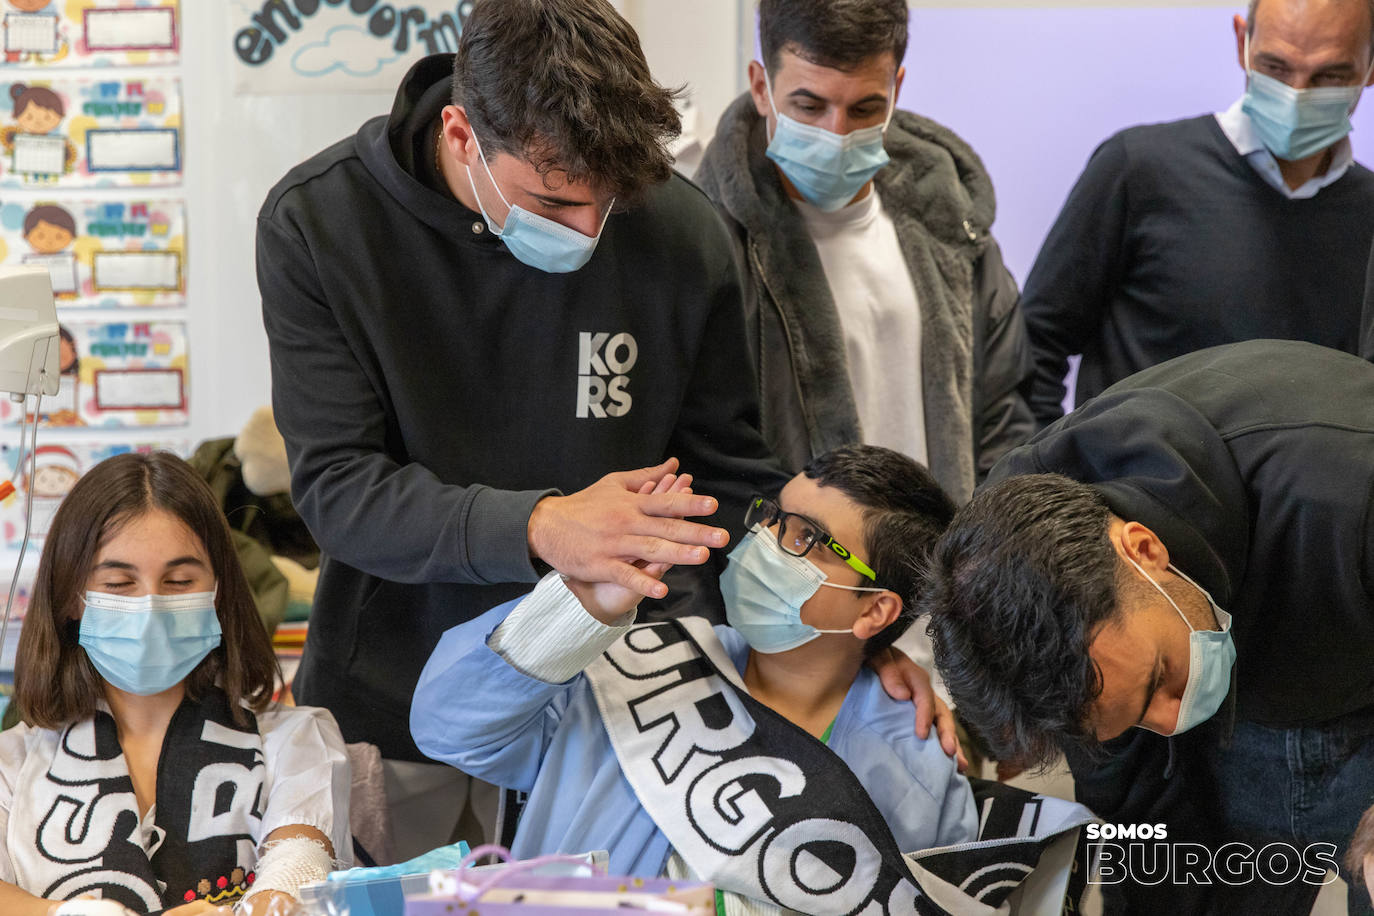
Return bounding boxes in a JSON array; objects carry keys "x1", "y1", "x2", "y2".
[
  {"x1": 0, "y1": 198, "x2": 184, "y2": 306},
  {"x1": 0, "y1": 319, "x2": 188, "y2": 428},
  {"x1": 229, "y1": 0, "x2": 471, "y2": 94},
  {"x1": 0, "y1": 75, "x2": 181, "y2": 188},
  {"x1": 0, "y1": 439, "x2": 188, "y2": 546},
  {"x1": 1, "y1": 0, "x2": 179, "y2": 68}
]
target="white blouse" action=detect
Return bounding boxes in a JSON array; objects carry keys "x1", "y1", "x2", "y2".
[{"x1": 0, "y1": 703, "x2": 351, "y2": 898}]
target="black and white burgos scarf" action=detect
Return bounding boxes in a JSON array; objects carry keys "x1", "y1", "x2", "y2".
[
  {"x1": 585, "y1": 618, "x2": 1095, "y2": 916},
  {"x1": 14, "y1": 689, "x2": 265, "y2": 914}
]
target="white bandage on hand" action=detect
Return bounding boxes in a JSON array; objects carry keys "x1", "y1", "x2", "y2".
[{"x1": 238, "y1": 835, "x2": 336, "y2": 912}]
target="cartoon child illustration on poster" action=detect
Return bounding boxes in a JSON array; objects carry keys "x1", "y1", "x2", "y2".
[
  {"x1": 1, "y1": 0, "x2": 67, "y2": 65},
  {"x1": 21, "y1": 443, "x2": 79, "y2": 536},
  {"x1": 36, "y1": 325, "x2": 84, "y2": 426},
  {"x1": 2, "y1": 83, "x2": 75, "y2": 181},
  {"x1": 19, "y1": 203, "x2": 76, "y2": 296}
]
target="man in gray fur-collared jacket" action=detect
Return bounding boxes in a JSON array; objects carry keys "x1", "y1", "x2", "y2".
[{"x1": 695, "y1": 0, "x2": 1033, "y2": 513}]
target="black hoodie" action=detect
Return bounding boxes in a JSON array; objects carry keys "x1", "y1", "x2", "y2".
[{"x1": 258, "y1": 55, "x2": 784, "y2": 760}]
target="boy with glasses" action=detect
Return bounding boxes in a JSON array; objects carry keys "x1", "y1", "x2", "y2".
[{"x1": 410, "y1": 445, "x2": 1091, "y2": 914}]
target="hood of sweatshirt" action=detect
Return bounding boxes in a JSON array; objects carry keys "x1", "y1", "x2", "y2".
[{"x1": 355, "y1": 53, "x2": 509, "y2": 251}]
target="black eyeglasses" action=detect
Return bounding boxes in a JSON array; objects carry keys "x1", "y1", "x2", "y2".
[{"x1": 745, "y1": 494, "x2": 876, "y2": 581}]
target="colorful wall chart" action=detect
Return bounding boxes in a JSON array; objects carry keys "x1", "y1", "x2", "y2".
[
  {"x1": 2, "y1": 0, "x2": 180, "y2": 68},
  {"x1": 0, "y1": 75, "x2": 181, "y2": 187},
  {"x1": 0, "y1": 198, "x2": 184, "y2": 306},
  {"x1": 0, "y1": 319, "x2": 188, "y2": 428},
  {"x1": 0, "y1": 439, "x2": 187, "y2": 545}
]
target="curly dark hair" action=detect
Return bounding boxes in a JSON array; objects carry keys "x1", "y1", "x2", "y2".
[
  {"x1": 922, "y1": 473, "x2": 1124, "y2": 769},
  {"x1": 759, "y1": 0, "x2": 909, "y2": 76},
  {"x1": 801, "y1": 444, "x2": 956, "y2": 658},
  {"x1": 452, "y1": 0, "x2": 682, "y2": 203}
]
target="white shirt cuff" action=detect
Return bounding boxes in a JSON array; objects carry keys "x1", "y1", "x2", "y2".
[{"x1": 488, "y1": 571, "x2": 637, "y2": 683}]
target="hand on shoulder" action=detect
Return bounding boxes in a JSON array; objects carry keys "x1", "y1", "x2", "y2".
[{"x1": 869, "y1": 647, "x2": 967, "y2": 773}]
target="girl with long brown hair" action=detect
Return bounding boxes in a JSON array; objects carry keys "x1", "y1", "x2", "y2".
[{"x1": 0, "y1": 452, "x2": 349, "y2": 914}]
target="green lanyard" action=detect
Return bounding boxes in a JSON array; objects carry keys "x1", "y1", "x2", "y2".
[{"x1": 715, "y1": 717, "x2": 838, "y2": 915}]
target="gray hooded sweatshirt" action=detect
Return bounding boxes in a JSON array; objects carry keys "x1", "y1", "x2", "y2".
[{"x1": 695, "y1": 94, "x2": 1033, "y2": 503}]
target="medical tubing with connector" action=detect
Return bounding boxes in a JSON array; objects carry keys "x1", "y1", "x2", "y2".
[{"x1": 0, "y1": 337, "x2": 50, "y2": 670}]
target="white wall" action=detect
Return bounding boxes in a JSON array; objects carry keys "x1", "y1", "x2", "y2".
[
  {"x1": 621, "y1": 0, "x2": 752, "y2": 167},
  {"x1": 182, "y1": 5, "x2": 394, "y2": 448}
]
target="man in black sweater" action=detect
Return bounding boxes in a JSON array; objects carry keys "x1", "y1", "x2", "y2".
[
  {"x1": 257, "y1": 0, "x2": 794, "y2": 858},
  {"x1": 1022, "y1": 0, "x2": 1374, "y2": 425},
  {"x1": 923, "y1": 341, "x2": 1374, "y2": 913}
]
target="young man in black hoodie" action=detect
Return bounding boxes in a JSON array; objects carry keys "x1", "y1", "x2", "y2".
[
  {"x1": 256, "y1": 0, "x2": 797, "y2": 858},
  {"x1": 923, "y1": 340, "x2": 1374, "y2": 914}
]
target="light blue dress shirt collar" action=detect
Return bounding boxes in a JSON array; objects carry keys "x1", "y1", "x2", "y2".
[{"x1": 1214, "y1": 97, "x2": 1355, "y2": 200}]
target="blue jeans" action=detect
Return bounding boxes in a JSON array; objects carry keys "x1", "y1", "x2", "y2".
[
  {"x1": 1213, "y1": 712, "x2": 1374, "y2": 915},
  {"x1": 1069, "y1": 707, "x2": 1374, "y2": 914}
]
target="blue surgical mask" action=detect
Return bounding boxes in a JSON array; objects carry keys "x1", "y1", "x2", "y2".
[
  {"x1": 1125, "y1": 558, "x2": 1235, "y2": 736},
  {"x1": 763, "y1": 69, "x2": 894, "y2": 212},
  {"x1": 1241, "y1": 34, "x2": 1373, "y2": 161},
  {"x1": 720, "y1": 527, "x2": 883, "y2": 654},
  {"x1": 466, "y1": 134, "x2": 612, "y2": 274},
  {"x1": 78, "y1": 589, "x2": 222, "y2": 696}
]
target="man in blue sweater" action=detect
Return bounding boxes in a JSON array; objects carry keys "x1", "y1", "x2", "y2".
[{"x1": 1023, "y1": 0, "x2": 1374, "y2": 425}]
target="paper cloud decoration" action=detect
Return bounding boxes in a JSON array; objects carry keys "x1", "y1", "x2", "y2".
[{"x1": 291, "y1": 25, "x2": 401, "y2": 79}]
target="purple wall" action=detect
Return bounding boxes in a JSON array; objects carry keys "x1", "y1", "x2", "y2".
[{"x1": 897, "y1": 6, "x2": 1374, "y2": 282}]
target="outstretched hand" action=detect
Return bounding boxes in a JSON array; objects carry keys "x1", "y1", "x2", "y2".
[
  {"x1": 562, "y1": 471, "x2": 698, "y2": 624},
  {"x1": 869, "y1": 647, "x2": 968, "y2": 773},
  {"x1": 528, "y1": 458, "x2": 728, "y2": 601}
]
